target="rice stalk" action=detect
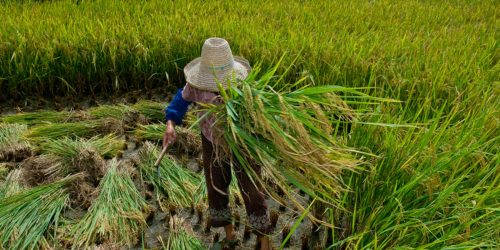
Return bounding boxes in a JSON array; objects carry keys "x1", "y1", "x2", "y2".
[
  {"x1": 137, "y1": 142, "x2": 200, "y2": 210},
  {"x1": 0, "y1": 111, "x2": 84, "y2": 126},
  {"x1": 89, "y1": 104, "x2": 147, "y2": 130},
  {"x1": 38, "y1": 135, "x2": 125, "y2": 160},
  {"x1": 0, "y1": 169, "x2": 26, "y2": 199},
  {"x1": 135, "y1": 124, "x2": 201, "y2": 154},
  {"x1": 70, "y1": 160, "x2": 148, "y2": 248},
  {"x1": 88, "y1": 104, "x2": 134, "y2": 120},
  {"x1": 161, "y1": 216, "x2": 204, "y2": 250},
  {"x1": 0, "y1": 124, "x2": 32, "y2": 161},
  {"x1": 204, "y1": 64, "x2": 390, "y2": 218},
  {"x1": 132, "y1": 100, "x2": 165, "y2": 122},
  {"x1": 0, "y1": 164, "x2": 8, "y2": 179},
  {"x1": 0, "y1": 174, "x2": 79, "y2": 250},
  {"x1": 24, "y1": 121, "x2": 99, "y2": 142}
]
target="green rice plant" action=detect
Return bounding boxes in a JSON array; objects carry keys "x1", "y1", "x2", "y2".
[
  {"x1": 204, "y1": 63, "x2": 389, "y2": 215},
  {"x1": 0, "y1": 123, "x2": 31, "y2": 161},
  {"x1": 38, "y1": 135, "x2": 125, "y2": 160},
  {"x1": 24, "y1": 121, "x2": 99, "y2": 142},
  {"x1": 70, "y1": 160, "x2": 148, "y2": 248},
  {"x1": 132, "y1": 100, "x2": 165, "y2": 122},
  {"x1": 135, "y1": 124, "x2": 201, "y2": 154},
  {"x1": 161, "y1": 216, "x2": 204, "y2": 250},
  {"x1": 0, "y1": 174, "x2": 78, "y2": 250},
  {"x1": 324, "y1": 92, "x2": 500, "y2": 248},
  {"x1": 0, "y1": 111, "x2": 82, "y2": 126},
  {"x1": 0, "y1": 169, "x2": 26, "y2": 199},
  {"x1": 138, "y1": 142, "x2": 200, "y2": 210}
]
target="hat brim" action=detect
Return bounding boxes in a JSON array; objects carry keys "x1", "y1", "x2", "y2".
[{"x1": 184, "y1": 56, "x2": 251, "y2": 92}]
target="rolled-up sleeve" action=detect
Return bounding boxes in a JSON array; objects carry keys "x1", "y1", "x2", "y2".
[{"x1": 164, "y1": 87, "x2": 192, "y2": 125}]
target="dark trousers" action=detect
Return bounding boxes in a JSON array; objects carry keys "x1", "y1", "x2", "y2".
[{"x1": 202, "y1": 134, "x2": 271, "y2": 236}]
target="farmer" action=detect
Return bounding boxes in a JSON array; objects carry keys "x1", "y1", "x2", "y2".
[{"x1": 163, "y1": 37, "x2": 272, "y2": 250}]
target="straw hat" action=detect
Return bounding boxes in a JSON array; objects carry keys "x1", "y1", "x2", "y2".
[{"x1": 184, "y1": 37, "x2": 251, "y2": 92}]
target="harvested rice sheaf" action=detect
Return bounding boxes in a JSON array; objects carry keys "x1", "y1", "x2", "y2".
[
  {"x1": 24, "y1": 121, "x2": 99, "y2": 142},
  {"x1": 132, "y1": 100, "x2": 166, "y2": 122},
  {"x1": 89, "y1": 104, "x2": 147, "y2": 130},
  {"x1": 0, "y1": 124, "x2": 32, "y2": 161},
  {"x1": 138, "y1": 142, "x2": 200, "y2": 210},
  {"x1": 0, "y1": 169, "x2": 27, "y2": 199},
  {"x1": 38, "y1": 135, "x2": 125, "y2": 160},
  {"x1": 0, "y1": 174, "x2": 78, "y2": 250},
  {"x1": 135, "y1": 124, "x2": 201, "y2": 154},
  {"x1": 162, "y1": 216, "x2": 204, "y2": 250},
  {"x1": 205, "y1": 64, "x2": 387, "y2": 214},
  {"x1": 21, "y1": 155, "x2": 63, "y2": 187},
  {"x1": 70, "y1": 160, "x2": 148, "y2": 249},
  {"x1": 22, "y1": 137, "x2": 115, "y2": 208},
  {"x1": 0, "y1": 110, "x2": 85, "y2": 126}
]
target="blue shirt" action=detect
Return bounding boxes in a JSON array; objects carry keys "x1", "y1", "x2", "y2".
[{"x1": 164, "y1": 88, "x2": 192, "y2": 125}]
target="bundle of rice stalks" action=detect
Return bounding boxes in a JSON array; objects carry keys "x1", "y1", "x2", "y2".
[
  {"x1": 135, "y1": 124, "x2": 201, "y2": 154},
  {"x1": 24, "y1": 121, "x2": 99, "y2": 142},
  {"x1": 89, "y1": 104, "x2": 148, "y2": 129},
  {"x1": 162, "y1": 216, "x2": 204, "y2": 250},
  {"x1": 138, "y1": 142, "x2": 200, "y2": 210},
  {"x1": 38, "y1": 135, "x2": 125, "y2": 160},
  {"x1": 21, "y1": 155, "x2": 62, "y2": 186},
  {"x1": 0, "y1": 169, "x2": 27, "y2": 199},
  {"x1": 26, "y1": 137, "x2": 113, "y2": 208},
  {"x1": 0, "y1": 174, "x2": 78, "y2": 250},
  {"x1": 0, "y1": 124, "x2": 32, "y2": 161},
  {"x1": 132, "y1": 100, "x2": 165, "y2": 122},
  {"x1": 88, "y1": 104, "x2": 133, "y2": 120},
  {"x1": 205, "y1": 64, "x2": 389, "y2": 215},
  {"x1": 0, "y1": 110, "x2": 84, "y2": 126},
  {"x1": 70, "y1": 160, "x2": 148, "y2": 249}
]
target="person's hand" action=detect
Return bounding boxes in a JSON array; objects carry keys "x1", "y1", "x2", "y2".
[{"x1": 163, "y1": 120, "x2": 177, "y2": 148}]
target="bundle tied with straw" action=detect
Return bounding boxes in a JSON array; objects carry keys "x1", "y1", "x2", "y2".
[{"x1": 202, "y1": 62, "x2": 385, "y2": 215}]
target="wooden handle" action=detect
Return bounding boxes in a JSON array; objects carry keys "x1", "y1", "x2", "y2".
[{"x1": 154, "y1": 146, "x2": 169, "y2": 167}]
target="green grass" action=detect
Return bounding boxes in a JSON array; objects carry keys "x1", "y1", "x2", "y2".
[{"x1": 70, "y1": 160, "x2": 148, "y2": 248}]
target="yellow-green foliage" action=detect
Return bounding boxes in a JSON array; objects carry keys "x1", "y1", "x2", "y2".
[{"x1": 0, "y1": 0, "x2": 496, "y2": 112}]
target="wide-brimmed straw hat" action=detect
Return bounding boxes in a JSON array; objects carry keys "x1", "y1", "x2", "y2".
[{"x1": 184, "y1": 37, "x2": 251, "y2": 92}]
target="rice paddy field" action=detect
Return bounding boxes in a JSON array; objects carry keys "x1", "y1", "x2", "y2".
[{"x1": 0, "y1": 0, "x2": 498, "y2": 249}]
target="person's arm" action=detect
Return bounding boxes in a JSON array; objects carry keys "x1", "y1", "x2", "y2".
[
  {"x1": 163, "y1": 88, "x2": 192, "y2": 147},
  {"x1": 164, "y1": 88, "x2": 192, "y2": 125}
]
